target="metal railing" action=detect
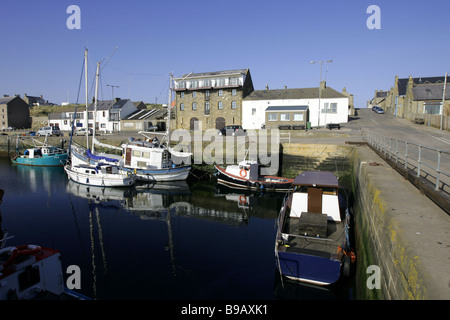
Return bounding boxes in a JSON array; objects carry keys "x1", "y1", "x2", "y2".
[{"x1": 365, "y1": 131, "x2": 450, "y2": 192}]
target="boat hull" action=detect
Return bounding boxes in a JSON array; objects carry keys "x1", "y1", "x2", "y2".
[
  {"x1": 215, "y1": 165, "x2": 292, "y2": 192},
  {"x1": 122, "y1": 165, "x2": 191, "y2": 182},
  {"x1": 11, "y1": 153, "x2": 68, "y2": 166},
  {"x1": 64, "y1": 165, "x2": 135, "y2": 187},
  {"x1": 275, "y1": 250, "x2": 342, "y2": 285}
]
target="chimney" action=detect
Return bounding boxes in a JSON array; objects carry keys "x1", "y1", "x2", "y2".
[
  {"x1": 265, "y1": 84, "x2": 269, "y2": 90},
  {"x1": 115, "y1": 97, "x2": 120, "y2": 102},
  {"x1": 320, "y1": 81, "x2": 326, "y2": 91}
]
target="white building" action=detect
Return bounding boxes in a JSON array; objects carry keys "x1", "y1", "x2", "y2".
[
  {"x1": 48, "y1": 98, "x2": 138, "y2": 133},
  {"x1": 242, "y1": 83, "x2": 349, "y2": 129}
]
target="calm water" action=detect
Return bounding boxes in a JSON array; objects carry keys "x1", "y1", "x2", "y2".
[{"x1": 0, "y1": 158, "x2": 354, "y2": 300}]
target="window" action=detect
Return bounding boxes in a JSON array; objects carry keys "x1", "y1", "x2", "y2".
[
  {"x1": 218, "y1": 89, "x2": 223, "y2": 97},
  {"x1": 192, "y1": 102, "x2": 197, "y2": 111},
  {"x1": 180, "y1": 92, "x2": 185, "y2": 98},
  {"x1": 268, "y1": 113, "x2": 277, "y2": 121},
  {"x1": 252, "y1": 108, "x2": 256, "y2": 116},
  {"x1": 322, "y1": 103, "x2": 337, "y2": 114},
  {"x1": 231, "y1": 101, "x2": 237, "y2": 109},
  {"x1": 192, "y1": 91, "x2": 197, "y2": 98},
  {"x1": 205, "y1": 102, "x2": 210, "y2": 115},
  {"x1": 205, "y1": 90, "x2": 210, "y2": 97},
  {"x1": 293, "y1": 113, "x2": 303, "y2": 121},
  {"x1": 218, "y1": 101, "x2": 223, "y2": 110},
  {"x1": 133, "y1": 150, "x2": 141, "y2": 157},
  {"x1": 232, "y1": 89, "x2": 237, "y2": 96},
  {"x1": 280, "y1": 113, "x2": 290, "y2": 121},
  {"x1": 330, "y1": 103, "x2": 337, "y2": 114},
  {"x1": 180, "y1": 103, "x2": 185, "y2": 111}
]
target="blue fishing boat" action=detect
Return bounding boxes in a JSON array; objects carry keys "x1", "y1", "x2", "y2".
[
  {"x1": 275, "y1": 171, "x2": 355, "y2": 286},
  {"x1": 11, "y1": 137, "x2": 68, "y2": 167}
]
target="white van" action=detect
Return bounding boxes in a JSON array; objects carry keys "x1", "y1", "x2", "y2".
[{"x1": 37, "y1": 126, "x2": 61, "y2": 137}]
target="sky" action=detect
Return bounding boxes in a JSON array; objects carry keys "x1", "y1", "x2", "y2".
[{"x1": 1, "y1": 0, "x2": 449, "y2": 108}]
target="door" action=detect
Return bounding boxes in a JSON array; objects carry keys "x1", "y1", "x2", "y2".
[
  {"x1": 125, "y1": 148, "x2": 132, "y2": 166},
  {"x1": 307, "y1": 187, "x2": 322, "y2": 213},
  {"x1": 190, "y1": 117, "x2": 199, "y2": 130},
  {"x1": 215, "y1": 117, "x2": 225, "y2": 130}
]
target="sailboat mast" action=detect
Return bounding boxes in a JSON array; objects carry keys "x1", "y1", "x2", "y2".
[
  {"x1": 167, "y1": 72, "x2": 173, "y2": 144},
  {"x1": 92, "y1": 62, "x2": 100, "y2": 154},
  {"x1": 84, "y1": 49, "x2": 89, "y2": 149}
]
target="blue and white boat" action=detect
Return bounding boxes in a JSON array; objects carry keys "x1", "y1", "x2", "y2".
[
  {"x1": 11, "y1": 137, "x2": 68, "y2": 167},
  {"x1": 119, "y1": 133, "x2": 191, "y2": 182},
  {"x1": 275, "y1": 171, "x2": 355, "y2": 286}
]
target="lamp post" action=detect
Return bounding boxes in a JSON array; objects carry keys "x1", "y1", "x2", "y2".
[
  {"x1": 106, "y1": 84, "x2": 119, "y2": 100},
  {"x1": 311, "y1": 60, "x2": 333, "y2": 128}
]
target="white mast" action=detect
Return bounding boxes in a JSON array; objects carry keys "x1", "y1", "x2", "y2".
[
  {"x1": 166, "y1": 72, "x2": 173, "y2": 144},
  {"x1": 84, "y1": 48, "x2": 89, "y2": 149},
  {"x1": 92, "y1": 61, "x2": 100, "y2": 154}
]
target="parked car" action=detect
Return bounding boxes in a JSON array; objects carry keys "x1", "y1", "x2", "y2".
[
  {"x1": 37, "y1": 126, "x2": 61, "y2": 137},
  {"x1": 74, "y1": 128, "x2": 93, "y2": 136},
  {"x1": 218, "y1": 125, "x2": 247, "y2": 136},
  {"x1": 374, "y1": 107, "x2": 385, "y2": 114}
]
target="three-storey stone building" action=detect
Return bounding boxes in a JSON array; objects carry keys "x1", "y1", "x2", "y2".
[{"x1": 173, "y1": 69, "x2": 254, "y2": 130}]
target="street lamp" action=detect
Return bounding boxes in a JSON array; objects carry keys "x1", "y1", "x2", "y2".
[
  {"x1": 106, "y1": 84, "x2": 119, "y2": 100},
  {"x1": 311, "y1": 60, "x2": 333, "y2": 128}
]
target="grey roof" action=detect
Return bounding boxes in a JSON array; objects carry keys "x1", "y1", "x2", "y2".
[
  {"x1": 122, "y1": 108, "x2": 167, "y2": 121},
  {"x1": 265, "y1": 106, "x2": 308, "y2": 112},
  {"x1": 413, "y1": 84, "x2": 450, "y2": 101},
  {"x1": 398, "y1": 76, "x2": 447, "y2": 96},
  {"x1": 87, "y1": 99, "x2": 131, "y2": 111},
  {"x1": 0, "y1": 96, "x2": 17, "y2": 104},
  {"x1": 293, "y1": 171, "x2": 339, "y2": 187},
  {"x1": 176, "y1": 69, "x2": 248, "y2": 79},
  {"x1": 244, "y1": 87, "x2": 346, "y2": 101}
]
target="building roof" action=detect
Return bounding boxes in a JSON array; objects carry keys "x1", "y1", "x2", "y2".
[
  {"x1": 397, "y1": 76, "x2": 447, "y2": 96},
  {"x1": 0, "y1": 96, "x2": 16, "y2": 104},
  {"x1": 244, "y1": 87, "x2": 346, "y2": 101},
  {"x1": 265, "y1": 106, "x2": 308, "y2": 112},
  {"x1": 413, "y1": 83, "x2": 450, "y2": 101},
  {"x1": 176, "y1": 69, "x2": 248, "y2": 79},
  {"x1": 122, "y1": 108, "x2": 167, "y2": 121},
  {"x1": 87, "y1": 99, "x2": 131, "y2": 111}
]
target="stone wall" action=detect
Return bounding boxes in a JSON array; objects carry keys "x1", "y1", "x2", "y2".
[{"x1": 351, "y1": 146, "x2": 450, "y2": 299}]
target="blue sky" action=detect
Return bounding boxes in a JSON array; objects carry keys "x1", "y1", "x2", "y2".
[{"x1": 1, "y1": 0, "x2": 449, "y2": 108}]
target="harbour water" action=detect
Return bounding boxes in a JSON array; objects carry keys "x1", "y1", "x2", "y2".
[{"x1": 0, "y1": 158, "x2": 354, "y2": 300}]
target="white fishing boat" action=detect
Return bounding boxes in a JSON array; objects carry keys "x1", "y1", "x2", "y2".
[
  {"x1": 120, "y1": 132, "x2": 191, "y2": 182},
  {"x1": 64, "y1": 162, "x2": 135, "y2": 187},
  {"x1": 0, "y1": 190, "x2": 89, "y2": 300}
]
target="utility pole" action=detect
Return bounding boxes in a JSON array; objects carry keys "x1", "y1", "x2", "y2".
[
  {"x1": 311, "y1": 60, "x2": 333, "y2": 128},
  {"x1": 441, "y1": 72, "x2": 447, "y2": 131}
]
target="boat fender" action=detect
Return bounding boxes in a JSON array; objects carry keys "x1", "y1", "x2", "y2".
[
  {"x1": 239, "y1": 169, "x2": 247, "y2": 178},
  {"x1": 239, "y1": 195, "x2": 246, "y2": 205}
]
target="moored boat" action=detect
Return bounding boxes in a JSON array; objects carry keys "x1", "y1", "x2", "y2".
[
  {"x1": 215, "y1": 159, "x2": 293, "y2": 192},
  {"x1": 120, "y1": 134, "x2": 191, "y2": 182},
  {"x1": 274, "y1": 171, "x2": 355, "y2": 286},
  {"x1": 0, "y1": 190, "x2": 89, "y2": 300},
  {"x1": 11, "y1": 137, "x2": 68, "y2": 167},
  {"x1": 64, "y1": 163, "x2": 135, "y2": 187}
]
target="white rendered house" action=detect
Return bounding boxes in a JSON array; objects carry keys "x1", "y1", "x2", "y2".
[{"x1": 242, "y1": 84, "x2": 349, "y2": 129}]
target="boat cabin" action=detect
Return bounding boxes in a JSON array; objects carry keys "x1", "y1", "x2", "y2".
[
  {"x1": 289, "y1": 171, "x2": 342, "y2": 222},
  {"x1": 226, "y1": 160, "x2": 259, "y2": 180},
  {"x1": 23, "y1": 148, "x2": 42, "y2": 159},
  {"x1": 123, "y1": 144, "x2": 171, "y2": 169}
]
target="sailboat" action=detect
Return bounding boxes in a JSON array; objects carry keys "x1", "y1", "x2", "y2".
[
  {"x1": 70, "y1": 72, "x2": 192, "y2": 182},
  {"x1": 64, "y1": 49, "x2": 135, "y2": 188}
]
